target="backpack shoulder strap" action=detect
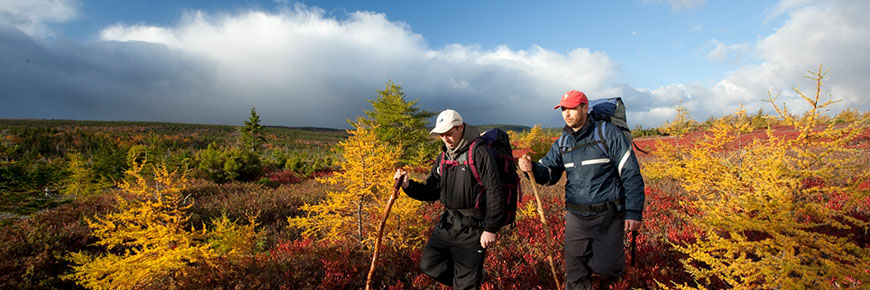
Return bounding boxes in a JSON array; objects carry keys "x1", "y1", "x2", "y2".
[
  {"x1": 437, "y1": 152, "x2": 446, "y2": 176},
  {"x1": 595, "y1": 121, "x2": 609, "y2": 158},
  {"x1": 466, "y1": 138, "x2": 484, "y2": 186}
]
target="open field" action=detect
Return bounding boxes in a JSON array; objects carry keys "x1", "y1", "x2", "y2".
[{"x1": 1, "y1": 116, "x2": 868, "y2": 289}]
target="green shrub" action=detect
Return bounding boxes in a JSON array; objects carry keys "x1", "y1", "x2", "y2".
[{"x1": 196, "y1": 143, "x2": 262, "y2": 183}]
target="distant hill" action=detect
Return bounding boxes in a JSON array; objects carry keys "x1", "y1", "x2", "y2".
[
  {"x1": 266, "y1": 125, "x2": 345, "y2": 132},
  {"x1": 0, "y1": 118, "x2": 348, "y2": 145},
  {"x1": 475, "y1": 124, "x2": 531, "y2": 132},
  {"x1": 0, "y1": 119, "x2": 347, "y2": 132}
]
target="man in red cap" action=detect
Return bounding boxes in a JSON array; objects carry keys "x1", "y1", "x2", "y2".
[{"x1": 519, "y1": 90, "x2": 646, "y2": 289}]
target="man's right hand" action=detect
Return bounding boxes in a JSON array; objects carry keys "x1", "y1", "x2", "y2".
[
  {"x1": 393, "y1": 168, "x2": 410, "y2": 189},
  {"x1": 518, "y1": 154, "x2": 533, "y2": 173}
]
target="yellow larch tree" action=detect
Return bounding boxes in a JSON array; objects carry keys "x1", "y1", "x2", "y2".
[
  {"x1": 652, "y1": 66, "x2": 870, "y2": 289},
  {"x1": 661, "y1": 100, "x2": 695, "y2": 138},
  {"x1": 208, "y1": 211, "x2": 264, "y2": 264},
  {"x1": 289, "y1": 121, "x2": 429, "y2": 249},
  {"x1": 522, "y1": 124, "x2": 552, "y2": 161},
  {"x1": 64, "y1": 161, "x2": 214, "y2": 289},
  {"x1": 62, "y1": 151, "x2": 97, "y2": 200}
]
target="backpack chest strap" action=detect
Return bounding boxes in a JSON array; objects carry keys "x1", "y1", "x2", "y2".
[
  {"x1": 559, "y1": 122, "x2": 609, "y2": 157},
  {"x1": 438, "y1": 140, "x2": 484, "y2": 187}
]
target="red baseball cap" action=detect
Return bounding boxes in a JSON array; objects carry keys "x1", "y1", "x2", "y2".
[{"x1": 553, "y1": 90, "x2": 588, "y2": 109}]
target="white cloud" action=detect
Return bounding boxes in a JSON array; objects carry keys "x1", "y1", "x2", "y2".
[
  {"x1": 705, "y1": 39, "x2": 749, "y2": 64},
  {"x1": 2, "y1": 5, "x2": 622, "y2": 128},
  {"x1": 4, "y1": 0, "x2": 868, "y2": 130},
  {"x1": 101, "y1": 24, "x2": 180, "y2": 46},
  {"x1": 0, "y1": 0, "x2": 77, "y2": 36},
  {"x1": 764, "y1": 0, "x2": 816, "y2": 23},
  {"x1": 638, "y1": 0, "x2": 870, "y2": 127}
]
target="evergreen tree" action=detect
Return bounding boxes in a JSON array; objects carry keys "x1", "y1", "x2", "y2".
[
  {"x1": 360, "y1": 81, "x2": 436, "y2": 167},
  {"x1": 0, "y1": 134, "x2": 16, "y2": 162},
  {"x1": 750, "y1": 108, "x2": 770, "y2": 129},
  {"x1": 240, "y1": 107, "x2": 265, "y2": 153},
  {"x1": 195, "y1": 143, "x2": 262, "y2": 183}
]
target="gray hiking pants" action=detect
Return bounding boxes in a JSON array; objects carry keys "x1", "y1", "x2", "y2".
[{"x1": 565, "y1": 210, "x2": 625, "y2": 290}]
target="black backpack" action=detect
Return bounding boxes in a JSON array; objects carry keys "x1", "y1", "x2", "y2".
[{"x1": 438, "y1": 128, "x2": 520, "y2": 227}]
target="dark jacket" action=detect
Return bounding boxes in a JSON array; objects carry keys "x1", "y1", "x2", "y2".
[
  {"x1": 404, "y1": 124, "x2": 506, "y2": 233},
  {"x1": 530, "y1": 120, "x2": 645, "y2": 221}
]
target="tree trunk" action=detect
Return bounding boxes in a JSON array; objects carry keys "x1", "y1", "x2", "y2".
[{"x1": 357, "y1": 197, "x2": 364, "y2": 245}]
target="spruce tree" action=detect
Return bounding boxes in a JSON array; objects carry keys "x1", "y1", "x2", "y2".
[
  {"x1": 360, "y1": 81, "x2": 436, "y2": 167},
  {"x1": 240, "y1": 107, "x2": 265, "y2": 153}
]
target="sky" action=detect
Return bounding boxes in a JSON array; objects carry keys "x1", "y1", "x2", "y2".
[{"x1": 1, "y1": 0, "x2": 869, "y2": 129}]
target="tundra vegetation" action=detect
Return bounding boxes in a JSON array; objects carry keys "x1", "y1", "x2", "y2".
[{"x1": 1, "y1": 67, "x2": 868, "y2": 289}]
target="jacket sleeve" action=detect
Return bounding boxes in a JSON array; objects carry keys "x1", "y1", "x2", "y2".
[
  {"x1": 526, "y1": 137, "x2": 565, "y2": 186},
  {"x1": 605, "y1": 125, "x2": 645, "y2": 221},
  {"x1": 473, "y1": 144, "x2": 506, "y2": 233},
  {"x1": 403, "y1": 154, "x2": 442, "y2": 202}
]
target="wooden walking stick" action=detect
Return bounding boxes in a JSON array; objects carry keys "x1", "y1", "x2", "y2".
[
  {"x1": 365, "y1": 177, "x2": 403, "y2": 290},
  {"x1": 527, "y1": 172, "x2": 563, "y2": 290}
]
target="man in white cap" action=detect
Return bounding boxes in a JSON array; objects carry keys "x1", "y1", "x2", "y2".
[{"x1": 394, "y1": 109, "x2": 505, "y2": 290}]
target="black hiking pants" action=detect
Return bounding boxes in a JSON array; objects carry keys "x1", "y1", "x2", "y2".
[
  {"x1": 419, "y1": 213, "x2": 486, "y2": 290},
  {"x1": 565, "y1": 210, "x2": 625, "y2": 290}
]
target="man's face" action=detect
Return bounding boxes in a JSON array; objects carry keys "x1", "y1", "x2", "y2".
[
  {"x1": 439, "y1": 125, "x2": 464, "y2": 149},
  {"x1": 561, "y1": 103, "x2": 587, "y2": 130}
]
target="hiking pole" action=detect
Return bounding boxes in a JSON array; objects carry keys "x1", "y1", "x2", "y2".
[
  {"x1": 526, "y1": 172, "x2": 562, "y2": 290},
  {"x1": 365, "y1": 177, "x2": 403, "y2": 290}
]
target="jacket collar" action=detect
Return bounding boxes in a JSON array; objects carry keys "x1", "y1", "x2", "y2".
[{"x1": 562, "y1": 119, "x2": 594, "y2": 138}]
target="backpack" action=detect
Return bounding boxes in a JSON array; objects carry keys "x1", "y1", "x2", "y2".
[
  {"x1": 438, "y1": 128, "x2": 521, "y2": 227},
  {"x1": 589, "y1": 97, "x2": 632, "y2": 142},
  {"x1": 559, "y1": 97, "x2": 647, "y2": 156}
]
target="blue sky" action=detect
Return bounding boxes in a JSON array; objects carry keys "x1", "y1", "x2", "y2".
[{"x1": 2, "y1": 0, "x2": 868, "y2": 129}]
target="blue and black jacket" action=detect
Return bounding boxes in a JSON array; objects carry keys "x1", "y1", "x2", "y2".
[{"x1": 528, "y1": 120, "x2": 645, "y2": 221}]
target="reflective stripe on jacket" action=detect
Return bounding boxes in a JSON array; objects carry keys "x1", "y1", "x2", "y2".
[{"x1": 530, "y1": 120, "x2": 645, "y2": 221}]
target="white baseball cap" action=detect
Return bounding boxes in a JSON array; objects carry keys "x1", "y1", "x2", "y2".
[{"x1": 430, "y1": 109, "x2": 463, "y2": 134}]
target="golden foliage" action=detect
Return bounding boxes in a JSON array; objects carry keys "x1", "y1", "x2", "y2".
[
  {"x1": 836, "y1": 108, "x2": 861, "y2": 124},
  {"x1": 289, "y1": 122, "x2": 429, "y2": 249},
  {"x1": 522, "y1": 124, "x2": 552, "y2": 160},
  {"x1": 651, "y1": 66, "x2": 870, "y2": 289},
  {"x1": 661, "y1": 101, "x2": 696, "y2": 137},
  {"x1": 61, "y1": 151, "x2": 102, "y2": 199},
  {"x1": 64, "y1": 161, "x2": 214, "y2": 289},
  {"x1": 207, "y1": 212, "x2": 264, "y2": 263}
]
